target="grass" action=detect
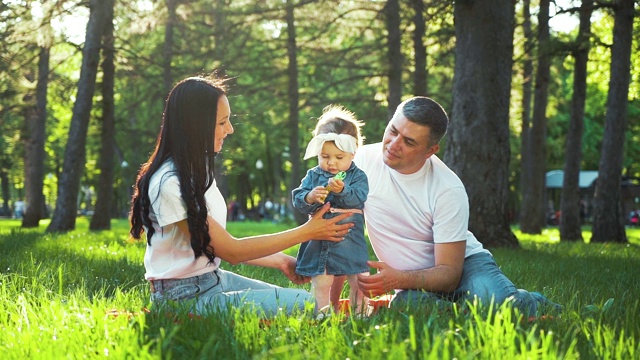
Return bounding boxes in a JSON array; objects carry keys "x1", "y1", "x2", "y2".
[{"x1": 0, "y1": 218, "x2": 639, "y2": 359}]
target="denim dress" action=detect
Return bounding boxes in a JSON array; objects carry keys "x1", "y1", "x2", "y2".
[{"x1": 292, "y1": 163, "x2": 369, "y2": 276}]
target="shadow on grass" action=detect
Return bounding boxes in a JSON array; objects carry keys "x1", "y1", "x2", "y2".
[
  {"x1": 0, "y1": 230, "x2": 146, "y2": 299},
  {"x1": 490, "y1": 241, "x2": 640, "y2": 315}
]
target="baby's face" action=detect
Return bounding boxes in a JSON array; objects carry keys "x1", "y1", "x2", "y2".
[{"x1": 317, "y1": 141, "x2": 354, "y2": 175}]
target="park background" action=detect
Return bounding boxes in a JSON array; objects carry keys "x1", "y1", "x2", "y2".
[
  {"x1": 0, "y1": 0, "x2": 638, "y2": 245},
  {"x1": 1, "y1": 0, "x2": 640, "y2": 358}
]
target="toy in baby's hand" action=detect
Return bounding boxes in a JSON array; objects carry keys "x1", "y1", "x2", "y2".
[{"x1": 326, "y1": 171, "x2": 347, "y2": 191}]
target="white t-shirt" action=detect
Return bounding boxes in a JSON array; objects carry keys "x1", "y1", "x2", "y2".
[
  {"x1": 354, "y1": 142, "x2": 488, "y2": 271},
  {"x1": 144, "y1": 160, "x2": 225, "y2": 280}
]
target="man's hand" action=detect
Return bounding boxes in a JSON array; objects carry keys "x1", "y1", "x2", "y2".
[
  {"x1": 358, "y1": 242, "x2": 467, "y2": 297},
  {"x1": 357, "y1": 261, "x2": 400, "y2": 298}
]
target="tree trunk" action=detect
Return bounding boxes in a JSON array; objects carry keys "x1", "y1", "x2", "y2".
[
  {"x1": 0, "y1": 169, "x2": 9, "y2": 216},
  {"x1": 264, "y1": 135, "x2": 274, "y2": 200},
  {"x1": 446, "y1": 0, "x2": 518, "y2": 248},
  {"x1": 519, "y1": 0, "x2": 533, "y2": 224},
  {"x1": 90, "y1": 0, "x2": 115, "y2": 230},
  {"x1": 47, "y1": 0, "x2": 110, "y2": 232},
  {"x1": 213, "y1": 0, "x2": 226, "y2": 63},
  {"x1": 285, "y1": 0, "x2": 306, "y2": 225},
  {"x1": 519, "y1": 0, "x2": 550, "y2": 234},
  {"x1": 163, "y1": 0, "x2": 177, "y2": 94},
  {"x1": 22, "y1": 46, "x2": 49, "y2": 227},
  {"x1": 591, "y1": 0, "x2": 633, "y2": 243},
  {"x1": 560, "y1": 0, "x2": 592, "y2": 242},
  {"x1": 384, "y1": 0, "x2": 402, "y2": 119},
  {"x1": 411, "y1": 0, "x2": 427, "y2": 97}
]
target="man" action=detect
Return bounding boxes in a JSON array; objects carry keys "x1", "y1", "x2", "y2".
[{"x1": 351, "y1": 96, "x2": 561, "y2": 315}]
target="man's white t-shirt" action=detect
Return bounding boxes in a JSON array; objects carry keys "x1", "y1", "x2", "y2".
[
  {"x1": 144, "y1": 160, "x2": 225, "y2": 280},
  {"x1": 354, "y1": 142, "x2": 488, "y2": 271}
]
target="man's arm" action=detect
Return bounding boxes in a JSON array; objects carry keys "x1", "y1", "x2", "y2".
[{"x1": 357, "y1": 241, "x2": 466, "y2": 298}]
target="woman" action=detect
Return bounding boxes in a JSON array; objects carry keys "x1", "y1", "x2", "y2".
[{"x1": 129, "y1": 76, "x2": 353, "y2": 317}]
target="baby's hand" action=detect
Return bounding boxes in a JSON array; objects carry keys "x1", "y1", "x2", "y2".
[
  {"x1": 306, "y1": 186, "x2": 329, "y2": 204},
  {"x1": 327, "y1": 178, "x2": 344, "y2": 193}
]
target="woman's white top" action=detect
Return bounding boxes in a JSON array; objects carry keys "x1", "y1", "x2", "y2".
[{"x1": 144, "y1": 160, "x2": 225, "y2": 280}]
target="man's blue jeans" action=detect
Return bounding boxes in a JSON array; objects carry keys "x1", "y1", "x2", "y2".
[{"x1": 391, "y1": 252, "x2": 562, "y2": 316}]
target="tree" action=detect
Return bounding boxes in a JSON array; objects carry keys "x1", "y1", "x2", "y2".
[
  {"x1": 90, "y1": 0, "x2": 116, "y2": 230},
  {"x1": 591, "y1": 0, "x2": 634, "y2": 243},
  {"x1": 446, "y1": 0, "x2": 518, "y2": 247},
  {"x1": 411, "y1": 0, "x2": 427, "y2": 96},
  {"x1": 285, "y1": 0, "x2": 305, "y2": 225},
  {"x1": 47, "y1": 0, "x2": 111, "y2": 232},
  {"x1": 384, "y1": 0, "x2": 402, "y2": 119},
  {"x1": 519, "y1": 0, "x2": 533, "y2": 223},
  {"x1": 0, "y1": 0, "x2": 61, "y2": 224},
  {"x1": 560, "y1": 0, "x2": 593, "y2": 242},
  {"x1": 163, "y1": 0, "x2": 178, "y2": 94},
  {"x1": 22, "y1": 45, "x2": 50, "y2": 227},
  {"x1": 520, "y1": 0, "x2": 551, "y2": 234}
]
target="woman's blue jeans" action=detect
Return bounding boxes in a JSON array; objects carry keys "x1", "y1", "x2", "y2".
[
  {"x1": 149, "y1": 268, "x2": 313, "y2": 317},
  {"x1": 391, "y1": 252, "x2": 563, "y2": 316}
]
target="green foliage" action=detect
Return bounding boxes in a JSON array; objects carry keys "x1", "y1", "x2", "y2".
[
  {"x1": 1, "y1": 1, "x2": 638, "y2": 225},
  {"x1": 1, "y1": 219, "x2": 639, "y2": 358}
]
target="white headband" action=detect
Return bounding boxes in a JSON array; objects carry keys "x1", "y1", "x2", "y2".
[{"x1": 303, "y1": 133, "x2": 358, "y2": 160}]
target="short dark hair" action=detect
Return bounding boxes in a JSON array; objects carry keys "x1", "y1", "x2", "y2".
[{"x1": 400, "y1": 97, "x2": 448, "y2": 146}]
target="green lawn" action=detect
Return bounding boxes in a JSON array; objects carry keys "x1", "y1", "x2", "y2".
[{"x1": 1, "y1": 218, "x2": 638, "y2": 359}]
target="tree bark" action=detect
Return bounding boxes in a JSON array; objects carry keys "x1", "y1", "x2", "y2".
[
  {"x1": 47, "y1": 0, "x2": 110, "y2": 232},
  {"x1": 0, "y1": 169, "x2": 10, "y2": 216},
  {"x1": 285, "y1": 0, "x2": 306, "y2": 225},
  {"x1": 591, "y1": 0, "x2": 633, "y2": 243},
  {"x1": 519, "y1": 0, "x2": 550, "y2": 234},
  {"x1": 22, "y1": 46, "x2": 49, "y2": 227},
  {"x1": 519, "y1": 0, "x2": 533, "y2": 224},
  {"x1": 90, "y1": 0, "x2": 115, "y2": 230},
  {"x1": 384, "y1": 0, "x2": 402, "y2": 119},
  {"x1": 446, "y1": 0, "x2": 518, "y2": 248},
  {"x1": 560, "y1": 0, "x2": 592, "y2": 242},
  {"x1": 411, "y1": 0, "x2": 427, "y2": 97},
  {"x1": 163, "y1": 0, "x2": 178, "y2": 94}
]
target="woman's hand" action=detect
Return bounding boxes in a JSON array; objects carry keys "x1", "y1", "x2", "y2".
[
  {"x1": 199, "y1": 203, "x2": 353, "y2": 265},
  {"x1": 278, "y1": 255, "x2": 311, "y2": 285},
  {"x1": 246, "y1": 253, "x2": 311, "y2": 285},
  {"x1": 305, "y1": 202, "x2": 353, "y2": 241}
]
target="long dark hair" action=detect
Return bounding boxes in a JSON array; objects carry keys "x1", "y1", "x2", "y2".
[{"x1": 130, "y1": 76, "x2": 227, "y2": 264}]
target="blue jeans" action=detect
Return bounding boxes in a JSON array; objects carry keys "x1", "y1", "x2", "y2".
[
  {"x1": 149, "y1": 268, "x2": 313, "y2": 317},
  {"x1": 392, "y1": 252, "x2": 563, "y2": 316}
]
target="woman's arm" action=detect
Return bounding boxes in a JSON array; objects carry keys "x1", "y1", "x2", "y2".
[
  {"x1": 245, "y1": 253, "x2": 310, "y2": 284},
  {"x1": 177, "y1": 202, "x2": 353, "y2": 265}
]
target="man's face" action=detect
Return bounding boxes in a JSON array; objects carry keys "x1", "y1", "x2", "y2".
[{"x1": 381, "y1": 111, "x2": 439, "y2": 174}]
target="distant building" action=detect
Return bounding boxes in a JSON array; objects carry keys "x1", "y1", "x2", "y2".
[
  {"x1": 545, "y1": 170, "x2": 599, "y2": 190},
  {"x1": 546, "y1": 170, "x2": 640, "y2": 224}
]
